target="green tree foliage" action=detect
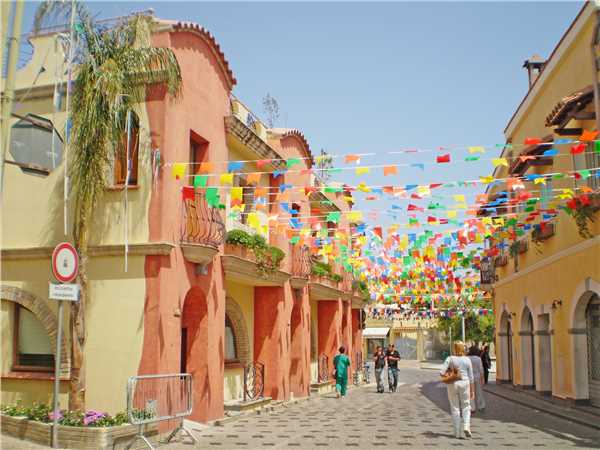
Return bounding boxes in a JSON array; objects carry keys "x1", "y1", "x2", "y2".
[{"x1": 436, "y1": 312, "x2": 494, "y2": 346}]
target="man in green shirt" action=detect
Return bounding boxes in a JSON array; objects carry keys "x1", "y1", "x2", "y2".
[{"x1": 333, "y1": 346, "x2": 351, "y2": 398}]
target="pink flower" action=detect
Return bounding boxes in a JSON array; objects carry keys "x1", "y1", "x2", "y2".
[{"x1": 48, "y1": 411, "x2": 63, "y2": 421}]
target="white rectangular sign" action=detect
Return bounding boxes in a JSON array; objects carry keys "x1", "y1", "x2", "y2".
[{"x1": 49, "y1": 283, "x2": 80, "y2": 301}]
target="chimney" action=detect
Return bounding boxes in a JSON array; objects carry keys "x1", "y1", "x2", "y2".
[{"x1": 523, "y1": 54, "x2": 546, "y2": 88}]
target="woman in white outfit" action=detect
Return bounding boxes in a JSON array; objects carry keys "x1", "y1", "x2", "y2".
[
  {"x1": 440, "y1": 341, "x2": 474, "y2": 439},
  {"x1": 468, "y1": 346, "x2": 486, "y2": 413}
]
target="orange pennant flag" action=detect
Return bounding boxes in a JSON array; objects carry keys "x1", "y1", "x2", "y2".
[
  {"x1": 247, "y1": 172, "x2": 261, "y2": 184},
  {"x1": 345, "y1": 154, "x2": 361, "y2": 164},
  {"x1": 199, "y1": 162, "x2": 214, "y2": 174},
  {"x1": 383, "y1": 165, "x2": 398, "y2": 176},
  {"x1": 254, "y1": 187, "x2": 267, "y2": 197},
  {"x1": 580, "y1": 129, "x2": 599, "y2": 142}
]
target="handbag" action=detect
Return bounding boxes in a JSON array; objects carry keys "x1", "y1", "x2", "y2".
[{"x1": 440, "y1": 357, "x2": 461, "y2": 384}]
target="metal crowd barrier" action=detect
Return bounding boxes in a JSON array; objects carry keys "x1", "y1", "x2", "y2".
[{"x1": 126, "y1": 373, "x2": 197, "y2": 450}]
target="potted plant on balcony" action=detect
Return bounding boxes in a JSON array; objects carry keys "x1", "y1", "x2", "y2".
[
  {"x1": 565, "y1": 194, "x2": 597, "y2": 239},
  {"x1": 224, "y1": 230, "x2": 285, "y2": 277}
]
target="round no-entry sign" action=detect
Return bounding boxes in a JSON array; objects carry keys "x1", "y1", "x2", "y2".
[{"x1": 52, "y1": 242, "x2": 79, "y2": 283}]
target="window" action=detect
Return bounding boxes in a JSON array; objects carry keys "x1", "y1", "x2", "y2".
[
  {"x1": 189, "y1": 132, "x2": 208, "y2": 182},
  {"x1": 9, "y1": 114, "x2": 63, "y2": 174},
  {"x1": 225, "y1": 315, "x2": 238, "y2": 362},
  {"x1": 237, "y1": 176, "x2": 255, "y2": 225},
  {"x1": 13, "y1": 305, "x2": 54, "y2": 371},
  {"x1": 572, "y1": 143, "x2": 600, "y2": 190},
  {"x1": 113, "y1": 112, "x2": 139, "y2": 186}
]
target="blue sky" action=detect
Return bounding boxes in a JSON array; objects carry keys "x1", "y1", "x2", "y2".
[{"x1": 18, "y1": 1, "x2": 584, "y2": 230}]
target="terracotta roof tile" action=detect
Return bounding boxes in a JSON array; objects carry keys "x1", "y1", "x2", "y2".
[
  {"x1": 170, "y1": 21, "x2": 237, "y2": 90},
  {"x1": 545, "y1": 85, "x2": 593, "y2": 127}
]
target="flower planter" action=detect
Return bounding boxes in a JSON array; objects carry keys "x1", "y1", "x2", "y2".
[
  {"x1": 0, "y1": 414, "x2": 159, "y2": 450},
  {"x1": 224, "y1": 243, "x2": 251, "y2": 261}
]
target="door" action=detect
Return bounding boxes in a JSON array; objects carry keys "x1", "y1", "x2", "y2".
[{"x1": 587, "y1": 295, "x2": 600, "y2": 407}]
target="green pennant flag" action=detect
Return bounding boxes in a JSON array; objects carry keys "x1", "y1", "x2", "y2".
[
  {"x1": 324, "y1": 186, "x2": 343, "y2": 193},
  {"x1": 290, "y1": 236, "x2": 300, "y2": 244},
  {"x1": 286, "y1": 158, "x2": 301, "y2": 168},
  {"x1": 465, "y1": 156, "x2": 480, "y2": 162},
  {"x1": 193, "y1": 175, "x2": 208, "y2": 188},
  {"x1": 206, "y1": 187, "x2": 220, "y2": 207},
  {"x1": 326, "y1": 211, "x2": 341, "y2": 223},
  {"x1": 579, "y1": 169, "x2": 591, "y2": 179},
  {"x1": 595, "y1": 140, "x2": 600, "y2": 153}
]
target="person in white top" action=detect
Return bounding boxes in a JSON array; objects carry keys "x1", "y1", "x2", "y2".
[
  {"x1": 468, "y1": 346, "x2": 486, "y2": 412},
  {"x1": 440, "y1": 341, "x2": 474, "y2": 439}
]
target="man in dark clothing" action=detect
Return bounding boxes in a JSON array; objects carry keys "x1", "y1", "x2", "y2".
[
  {"x1": 481, "y1": 345, "x2": 492, "y2": 384},
  {"x1": 385, "y1": 344, "x2": 401, "y2": 392},
  {"x1": 373, "y1": 346, "x2": 386, "y2": 393}
]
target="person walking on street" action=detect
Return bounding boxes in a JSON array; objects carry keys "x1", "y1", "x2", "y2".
[
  {"x1": 468, "y1": 346, "x2": 486, "y2": 413},
  {"x1": 480, "y1": 345, "x2": 492, "y2": 384},
  {"x1": 373, "y1": 346, "x2": 386, "y2": 393},
  {"x1": 385, "y1": 343, "x2": 401, "y2": 392},
  {"x1": 440, "y1": 341, "x2": 474, "y2": 439},
  {"x1": 333, "y1": 346, "x2": 351, "y2": 398}
]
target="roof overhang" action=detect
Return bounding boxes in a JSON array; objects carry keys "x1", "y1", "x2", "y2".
[{"x1": 362, "y1": 327, "x2": 391, "y2": 338}]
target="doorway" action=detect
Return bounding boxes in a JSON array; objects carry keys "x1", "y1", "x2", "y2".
[{"x1": 586, "y1": 294, "x2": 600, "y2": 407}]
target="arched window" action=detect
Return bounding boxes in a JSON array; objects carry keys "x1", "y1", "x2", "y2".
[
  {"x1": 13, "y1": 305, "x2": 54, "y2": 371},
  {"x1": 225, "y1": 315, "x2": 238, "y2": 362},
  {"x1": 9, "y1": 114, "x2": 63, "y2": 174}
]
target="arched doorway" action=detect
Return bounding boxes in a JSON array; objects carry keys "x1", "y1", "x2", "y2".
[
  {"x1": 520, "y1": 308, "x2": 535, "y2": 388},
  {"x1": 586, "y1": 294, "x2": 600, "y2": 407},
  {"x1": 499, "y1": 311, "x2": 513, "y2": 383}
]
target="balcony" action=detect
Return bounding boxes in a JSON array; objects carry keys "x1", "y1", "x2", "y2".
[
  {"x1": 308, "y1": 260, "x2": 343, "y2": 300},
  {"x1": 290, "y1": 245, "x2": 311, "y2": 289},
  {"x1": 494, "y1": 254, "x2": 508, "y2": 267},
  {"x1": 181, "y1": 190, "x2": 225, "y2": 265},
  {"x1": 222, "y1": 238, "x2": 290, "y2": 287}
]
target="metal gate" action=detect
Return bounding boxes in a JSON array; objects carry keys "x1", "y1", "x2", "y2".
[
  {"x1": 587, "y1": 295, "x2": 600, "y2": 407},
  {"x1": 395, "y1": 336, "x2": 417, "y2": 360}
]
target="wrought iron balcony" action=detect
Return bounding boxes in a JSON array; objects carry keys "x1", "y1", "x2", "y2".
[
  {"x1": 181, "y1": 190, "x2": 225, "y2": 264},
  {"x1": 243, "y1": 362, "x2": 265, "y2": 402},
  {"x1": 291, "y1": 245, "x2": 311, "y2": 278},
  {"x1": 318, "y1": 354, "x2": 329, "y2": 383}
]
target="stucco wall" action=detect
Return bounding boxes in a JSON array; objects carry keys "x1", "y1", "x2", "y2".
[{"x1": 1, "y1": 256, "x2": 146, "y2": 414}]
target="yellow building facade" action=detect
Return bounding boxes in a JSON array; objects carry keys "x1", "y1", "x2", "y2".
[{"x1": 487, "y1": 2, "x2": 600, "y2": 408}]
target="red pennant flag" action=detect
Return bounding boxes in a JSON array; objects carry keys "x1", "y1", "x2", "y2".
[
  {"x1": 436, "y1": 154, "x2": 451, "y2": 163},
  {"x1": 257, "y1": 159, "x2": 271, "y2": 169},
  {"x1": 570, "y1": 143, "x2": 586, "y2": 154},
  {"x1": 182, "y1": 186, "x2": 195, "y2": 201},
  {"x1": 408, "y1": 204, "x2": 424, "y2": 212},
  {"x1": 524, "y1": 137, "x2": 542, "y2": 146},
  {"x1": 429, "y1": 183, "x2": 443, "y2": 189}
]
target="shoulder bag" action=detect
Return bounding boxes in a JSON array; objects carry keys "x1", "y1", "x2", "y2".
[{"x1": 440, "y1": 357, "x2": 461, "y2": 384}]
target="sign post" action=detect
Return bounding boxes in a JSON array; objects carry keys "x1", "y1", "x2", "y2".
[{"x1": 50, "y1": 243, "x2": 79, "y2": 449}]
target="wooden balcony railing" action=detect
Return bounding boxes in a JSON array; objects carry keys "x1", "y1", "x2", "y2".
[
  {"x1": 291, "y1": 245, "x2": 311, "y2": 277},
  {"x1": 181, "y1": 190, "x2": 225, "y2": 248}
]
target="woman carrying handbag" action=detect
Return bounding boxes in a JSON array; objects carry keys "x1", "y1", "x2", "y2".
[{"x1": 440, "y1": 341, "x2": 474, "y2": 439}]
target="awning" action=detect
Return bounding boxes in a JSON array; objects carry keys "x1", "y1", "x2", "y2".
[{"x1": 362, "y1": 327, "x2": 390, "y2": 338}]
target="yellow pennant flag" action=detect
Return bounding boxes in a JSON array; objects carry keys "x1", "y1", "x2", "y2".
[
  {"x1": 348, "y1": 211, "x2": 363, "y2": 222},
  {"x1": 468, "y1": 146, "x2": 485, "y2": 154},
  {"x1": 172, "y1": 163, "x2": 186, "y2": 180},
  {"x1": 480, "y1": 176, "x2": 494, "y2": 184},
  {"x1": 493, "y1": 217, "x2": 504, "y2": 226},
  {"x1": 447, "y1": 210, "x2": 457, "y2": 218},
  {"x1": 220, "y1": 173, "x2": 234, "y2": 185},
  {"x1": 453, "y1": 194, "x2": 465, "y2": 203},
  {"x1": 231, "y1": 187, "x2": 243, "y2": 201},
  {"x1": 355, "y1": 167, "x2": 370, "y2": 175},
  {"x1": 492, "y1": 158, "x2": 508, "y2": 167},
  {"x1": 534, "y1": 177, "x2": 546, "y2": 185},
  {"x1": 357, "y1": 182, "x2": 371, "y2": 193}
]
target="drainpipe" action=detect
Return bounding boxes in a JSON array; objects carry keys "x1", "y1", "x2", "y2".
[{"x1": 591, "y1": 2, "x2": 600, "y2": 132}]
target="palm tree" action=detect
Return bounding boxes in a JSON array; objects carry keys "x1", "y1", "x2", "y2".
[{"x1": 34, "y1": 1, "x2": 182, "y2": 410}]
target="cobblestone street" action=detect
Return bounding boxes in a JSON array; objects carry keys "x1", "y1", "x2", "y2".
[
  {"x1": 162, "y1": 368, "x2": 600, "y2": 450},
  {"x1": 3, "y1": 368, "x2": 600, "y2": 450}
]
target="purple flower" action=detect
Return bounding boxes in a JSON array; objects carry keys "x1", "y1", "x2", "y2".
[
  {"x1": 48, "y1": 411, "x2": 63, "y2": 421},
  {"x1": 83, "y1": 410, "x2": 107, "y2": 425}
]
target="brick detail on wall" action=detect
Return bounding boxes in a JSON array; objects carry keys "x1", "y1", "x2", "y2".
[
  {"x1": 225, "y1": 296, "x2": 250, "y2": 365},
  {"x1": 1, "y1": 285, "x2": 71, "y2": 376}
]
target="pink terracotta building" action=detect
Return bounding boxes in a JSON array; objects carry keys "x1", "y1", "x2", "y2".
[{"x1": 1, "y1": 16, "x2": 366, "y2": 424}]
